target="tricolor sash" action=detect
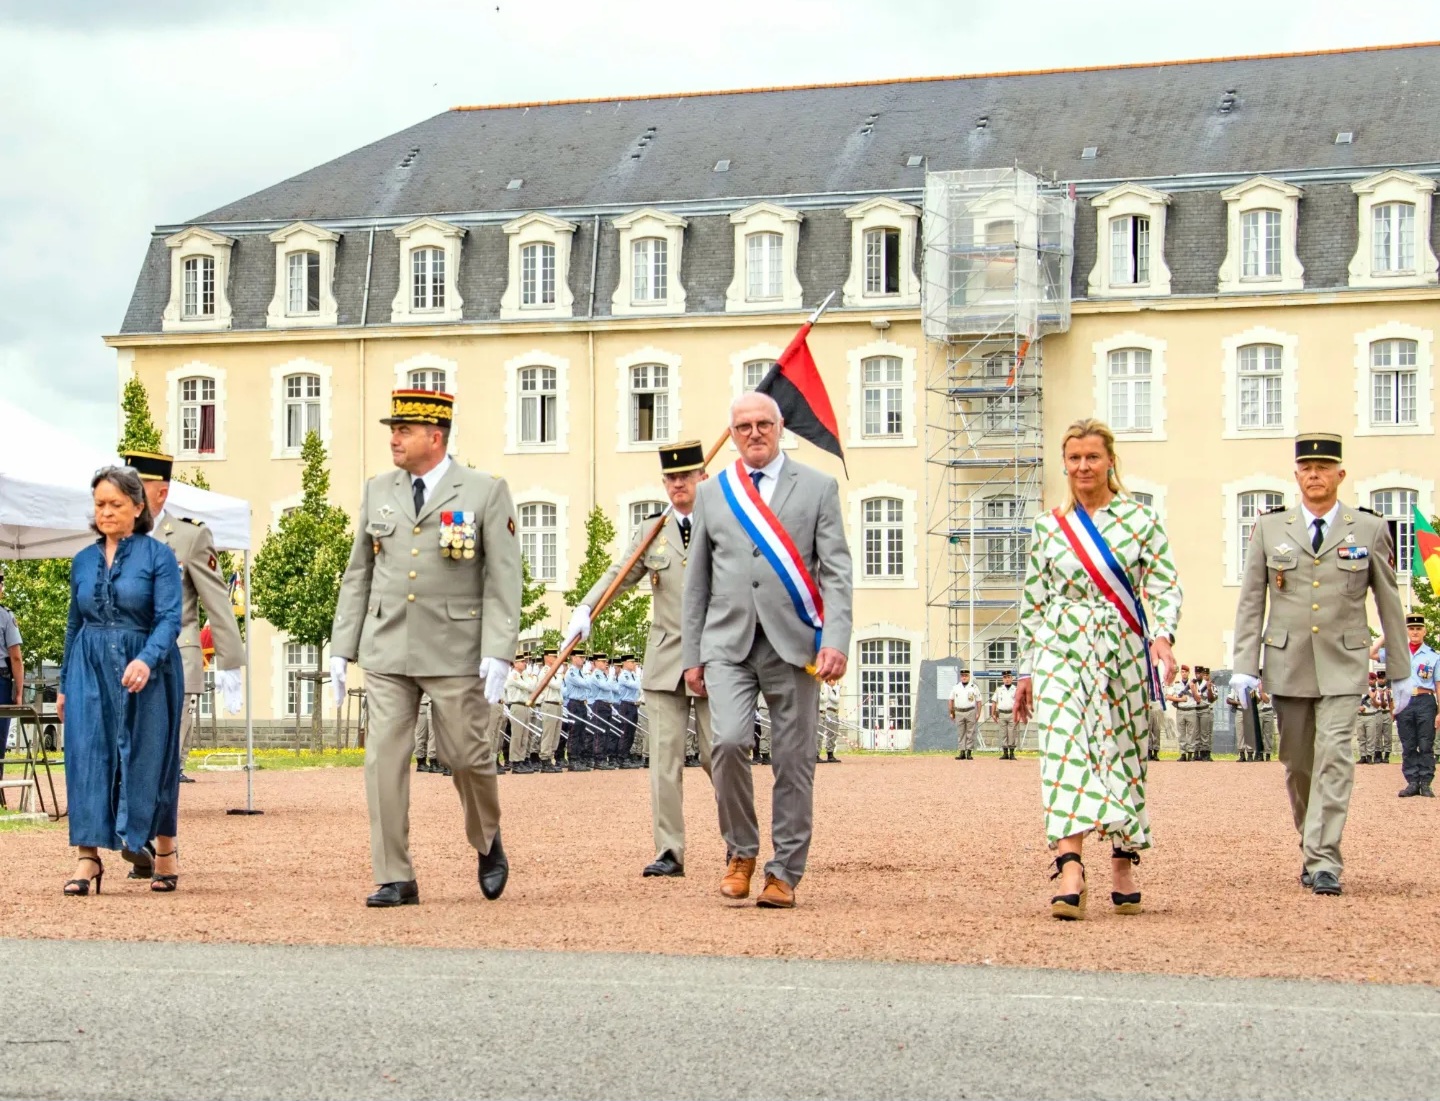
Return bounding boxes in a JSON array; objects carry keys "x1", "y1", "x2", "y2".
[
  {"x1": 717, "y1": 461, "x2": 824, "y2": 649},
  {"x1": 1053, "y1": 504, "x2": 1163, "y2": 705}
]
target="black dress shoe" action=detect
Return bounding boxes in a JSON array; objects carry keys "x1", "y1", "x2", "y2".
[
  {"x1": 427, "y1": 758, "x2": 440, "y2": 773},
  {"x1": 540, "y1": 760, "x2": 563, "y2": 773},
  {"x1": 122, "y1": 843, "x2": 156, "y2": 880},
  {"x1": 366, "y1": 880, "x2": 419, "y2": 907},
  {"x1": 760, "y1": 754, "x2": 771, "y2": 765},
  {"x1": 1399, "y1": 782, "x2": 1421, "y2": 797},
  {"x1": 178, "y1": 772, "x2": 196, "y2": 784},
  {"x1": 826, "y1": 752, "x2": 840, "y2": 764},
  {"x1": 479, "y1": 832, "x2": 508, "y2": 900},
  {"x1": 1311, "y1": 870, "x2": 1342, "y2": 896},
  {"x1": 1421, "y1": 783, "x2": 1436, "y2": 798},
  {"x1": 1299, "y1": 868, "x2": 1313, "y2": 889},
  {"x1": 416, "y1": 758, "x2": 428, "y2": 772},
  {"x1": 642, "y1": 851, "x2": 685, "y2": 877}
]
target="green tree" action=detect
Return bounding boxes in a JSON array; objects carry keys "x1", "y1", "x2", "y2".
[
  {"x1": 5, "y1": 558, "x2": 72, "y2": 682},
  {"x1": 118, "y1": 376, "x2": 163, "y2": 453},
  {"x1": 518, "y1": 555, "x2": 549, "y2": 636},
  {"x1": 172, "y1": 466, "x2": 244, "y2": 637},
  {"x1": 251, "y1": 432, "x2": 352, "y2": 748},
  {"x1": 561, "y1": 506, "x2": 650, "y2": 657}
]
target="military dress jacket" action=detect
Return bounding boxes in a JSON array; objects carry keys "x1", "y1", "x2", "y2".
[
  {"x1": 1232, "y1": 500, "x2": 1410, "y2": 697},
  {"x1": 582, "y1": 512, "x2": 692, "y2": 694},
  {"x1": 331, "y1": 464, "x2": 521, "y2": 677},
  {"x1": 154, "y1": 513, "x2": 243, "y2": 694}
]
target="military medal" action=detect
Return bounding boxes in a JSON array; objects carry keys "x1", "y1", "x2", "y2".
[
  {"x1": 440, "y1": 512, "x2": 475, "y2": 560},
  {"x1": 1275, "y1": 570, "x2": 1284, "y2": 591}
]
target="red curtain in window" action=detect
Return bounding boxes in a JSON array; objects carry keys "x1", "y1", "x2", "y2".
[{"x1": 199, "y1": 405, "x2": 216, "y2": 454}]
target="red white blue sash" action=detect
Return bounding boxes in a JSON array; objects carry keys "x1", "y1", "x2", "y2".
[
  {"x1": 717, "y1": 461, "x2": 824, "y2": 649},
  {"x1": 1053, "y1": 504, "x2": 1162, "y2": 704}
]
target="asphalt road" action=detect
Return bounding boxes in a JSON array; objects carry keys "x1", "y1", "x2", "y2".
[{"x1": 2, "y1": 938, "x2": 1436, "y2": 1100}]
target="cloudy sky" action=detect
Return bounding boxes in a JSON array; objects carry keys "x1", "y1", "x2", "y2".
[{"x1": 3, "y1": 0, "x2": 1438, "y2": 444}]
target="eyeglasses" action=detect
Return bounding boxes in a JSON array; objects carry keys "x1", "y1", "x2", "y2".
[{"x1": 731, "y1": 420, "x2": 777, "y2": 436}]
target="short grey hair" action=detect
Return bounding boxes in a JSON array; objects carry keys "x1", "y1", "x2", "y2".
[
  {"x1": 91, "y1": 465, "x2": 154, "y2": 536},
  {"x1": 729, "y1": 392, "x2": 783, "y2": 425}
]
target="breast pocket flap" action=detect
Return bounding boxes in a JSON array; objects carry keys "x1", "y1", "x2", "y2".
[
  {"x1": 365, "y1": 520, "x2": 396, "y2": 537},
  {"x1": 1336, "y1": 560, "x2": 1365, "y2": 573},
  {"x1": 643, "y1": 553, "x2": 670, "y2": 571},
  {"x1": 1265, "y1": 554, "x2": 1298, "y2": 571}
]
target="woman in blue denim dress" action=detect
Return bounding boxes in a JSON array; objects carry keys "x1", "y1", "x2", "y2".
[{"x1": 59, "y1": 466, "x2": 184, "y2": 895}]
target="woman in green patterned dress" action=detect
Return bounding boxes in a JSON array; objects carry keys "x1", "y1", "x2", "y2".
[{"x1": 1014, "y1": 420, "x2": 1181, "y2": 919}]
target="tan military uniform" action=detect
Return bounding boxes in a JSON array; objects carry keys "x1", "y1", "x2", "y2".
[
  {"x1": 538, "y1": 664, "x2": 563, "y2": 762},
  {"x1": 153, "y1": 512, "x2": 243, "y2": 761},
  {"x1": 1232, "y1": 499, "x2": 1409, "y2": 878},
  {"x1": 504, "y1": 666, "x2": 537, "y2": 761},
  {"x1": 948, "y1": 678, "x2": 982, "y2": 754},
  {"x1": 332, "y1": 462, "x2": 521, "y2": 884},
  {"x1": 412, "y1": 695, "x2": 436, "y2": 762},
  {"x1": 817, "y1": 681, "x2": 841, "y2": 756},
  {"x1": 991, "y1": 681, "x2": 1019, "y2": 750},
  {"x1": 582, "y1": 511, "x2": 712, "y2": 866}
]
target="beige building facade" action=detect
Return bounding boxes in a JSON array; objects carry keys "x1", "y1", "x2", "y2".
[{"x1": 107, "y1": 45, "x2": 1440, "y2": 743}]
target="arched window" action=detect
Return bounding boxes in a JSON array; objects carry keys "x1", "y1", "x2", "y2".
[
  {"x1": 182, "y1": 256, "x2": 215, "y2": 318},
  {"x1": 521, "y1": 242, "x2": 556, "y2": 306},
  {"x1": 1371, "y1": 339, "x2": 1419, "y2": 426},
  {"x1": 746, "y1": 232, "x2": 783, "y2": 299},
  {"x1": 861, "y1": 498, "x2": 904, "y2": 579},
  {"x1": 1236, "y1": 343, "x2": 1283, "y2": 430},
  {"x1": 518, "y1": 502, "x2": 558, "y2": 581},
  {"x1": 628, "y1": 501, "x2": 666, "y2": 545},
  {"x1": 1107, "y1": 348, "x2": 1152, "y2": 431},
  {"x1": 411, "y1": 247, "x2": 445, "y2": 310},
  {"x1": 742, "y1": 359, "x2": 774, "y2": 392},
  {"x1": 178, "y1": 376, "x2": 217, "y2": 455},
  {"x1": 629, "y1": 364, "x2": 670, "y2": 443},
  {"x1": 1240, "y1": 208, "x2": 1282, "y2": 278},
  {"x1": 1373, "y1": 202, "x2": 1417, "y2": 273},
  {"x1": 518, "y1": 367, "x2": 557, "y2": 445},
  {"x1": 283, "y1": 373, "x2": 321, "y2": 449},
  {"x1": 863, "y1": 226, "x2": 901, "y2": 295},
  {"x1": 407, "y1": 367, "x2": 447, "y2": 392},
  {"x1": 1371, "y1": 488, "x2": 1419, "y2": 574},
  {"x1": 858, "y1": 639, "x2": 912, "y2": 732},
  {"x1": 861, "y1": 356, "x2": 904, "y2": 438},
  {"x1": 631, "y1": 237, "x2": 668, "y2": 303},
  {"x1": 286, "y1": 250, "x2": 320, "y2": 315}
]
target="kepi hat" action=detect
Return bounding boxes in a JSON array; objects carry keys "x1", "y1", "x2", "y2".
[
  {"x1": 122, "y1": 450, "x2": 175, "y2": 482},
  {"x1": 659, "y1": 440, "x2": 705, "y2": 474},
  {"x1": 1294, "y1": 432, "x2": 1342, "y2": 464},
  {"x1": 381, "y1": 389, "x2": 454, "y2": 427},
  {"x1": 1406, "y1": 613, "x2": 1427, "y2": 628}
]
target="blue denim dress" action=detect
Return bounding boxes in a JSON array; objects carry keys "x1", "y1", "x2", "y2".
[{"x1": 62, "y1": 535, "x2": 184, "y2": 851}]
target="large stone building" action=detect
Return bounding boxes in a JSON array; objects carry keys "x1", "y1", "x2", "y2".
[{"x1": 108, "y1": 43, "x2": 1440, "y2": 744}]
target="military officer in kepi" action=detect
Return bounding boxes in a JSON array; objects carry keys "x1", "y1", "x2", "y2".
[
  {"x1": 330, "y1": 389, "x2": 522, "y2": 908},
  {"x1": 1231, "y1": 432, "x2": 1412, "y2": 897},
  {"x1": 123, "y1": 451, "x2": 243, "y2": 791}
]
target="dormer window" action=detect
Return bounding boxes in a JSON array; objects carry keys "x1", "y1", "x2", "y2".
[
  {"x1": 520, "y1": 242, "x2": 555, "y2": 306},
  {"x1": 842, "y1": 197, "x2": 920, "y2": 307},
  {"x1": 390, "y1": 217, "x2": 464, "y2": 324},
  {"x1": 501, "y1": 213, "x2": 577, "y2": 320},
  {"x1": 612, "y1": 208, "x2": 688, "y2": 316},
  {"x1": 725, "y1": 202, "x2": 803, "y2": 313},
  {"x1": 267, "y1": 221, "x2": 340, "y2": 328},
  {"x1": 162, "y1": 226, "x2": 234, "y2": 332},
  {"x1": 1218, "y1": 176, "x2": 1304, "y2": 293},
  {"x1": 1348, "y1": 170, "x2": 1438, "y2": 288},
  {"x1": 1087, "y1": 183, "x2": 1171, "y2": 297}
]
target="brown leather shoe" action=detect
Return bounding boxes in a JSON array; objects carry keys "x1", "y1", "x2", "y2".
[
  {"x1": 756, "y1": 874, "x2": 795, "y2": 908},
  {"x1": 720, "y1": 856, "x2": 756, "y2": 899}
]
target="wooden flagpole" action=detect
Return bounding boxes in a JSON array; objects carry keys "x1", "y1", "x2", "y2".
[{"x1": 525, "y1": 292, "x2": 837, "y2": 706}]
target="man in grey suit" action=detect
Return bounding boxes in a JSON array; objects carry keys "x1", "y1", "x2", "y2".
[
  {"x1": 1231, "y1": 432, "x2": 1412, "y2": 896},
  {"x1": 570, "y1": 440, "x2": 714, "y2": 878},
  {"x1": 330, "y1": 389, "x2": 522, "y2": 908},
  {"x1": 682, "y1": 393, "x2": 853, "y2": 909}
]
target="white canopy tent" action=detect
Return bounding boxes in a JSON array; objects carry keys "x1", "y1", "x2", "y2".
[{"x1": 0, "y1": 397, "x2": 261, "y2": 811}]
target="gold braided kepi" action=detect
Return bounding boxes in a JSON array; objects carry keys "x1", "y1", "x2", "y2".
[
  {"x1": 122, "y1": 450, "x2": 175, "y2": 482},
  {"x1": 380, "y1": 389, "x2": 454, "y2": 426},
  {"x1": 1294, "y1": 432, "x2": 1342, "y2": 463}
]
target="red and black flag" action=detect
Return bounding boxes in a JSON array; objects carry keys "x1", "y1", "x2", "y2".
[{"x1": 755, "y1": 318, "x2": 845, "y2": 471}]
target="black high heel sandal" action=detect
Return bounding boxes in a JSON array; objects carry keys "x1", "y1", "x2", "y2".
[
  {"x1": 1111, "y1": 848, "x2": 1142, "y2": 914},
  {"x1": 122, "y1": 841, "x2": 156, "y2": 880},
  {"x1": 150, "y1": 848, "x2": 179, "y2": 893},
  {"x1": 64, "y1": 854, "x2": 104, "y2": 896},
  {"x1": 1049, "y1": 852, "x2": 1086, "y2": 920}
]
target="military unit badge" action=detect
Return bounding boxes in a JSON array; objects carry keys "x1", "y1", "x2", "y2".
[{"x1": 439, "y1": 511, "x2": 477, "y2": 559}]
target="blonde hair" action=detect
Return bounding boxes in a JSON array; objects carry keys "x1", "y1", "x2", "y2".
[{"x1": 1060, "y1": 418, "x2": 1128, "y2": 512}]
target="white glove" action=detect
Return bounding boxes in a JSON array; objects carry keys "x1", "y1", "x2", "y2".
[
  {"x1": 330, "y1": 656, "x2": 349, "y2": 706},
  {"x1": 479, "y1": 657, "x2": 508, "y2": 705},
  {"x1": 1229, "y1": 673, "x2": 1260, "y2": 707},
  {"x1": 216, "y1": 668, "x2": 243, "y2": 715},
  {"x1": 1392, "y1": 676, "x2": 1416, "y2": 715},
  {"x1": 565, "y1": 605, "x2": 593, "y2": 645}
]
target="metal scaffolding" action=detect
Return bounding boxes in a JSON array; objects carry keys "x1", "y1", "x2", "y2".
[{"x1": 922, "y1": 168, "x2": 1074, "y2": 669}]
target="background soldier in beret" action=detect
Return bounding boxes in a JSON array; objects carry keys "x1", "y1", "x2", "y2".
[
  {"x1": 569, "y1": 440, "x2": 713, "y2": 877},
  {"x1": 1232, "y1": 432, "x2": 1412, "y2": 896},
  {"x1": 123, "y1": 451, "x2": 243, "y2": 788},
  {"x1": 330, "y1": 389, "x2": 521, "y2": 907},
  {"x1": 1194, "y1": 666, "x2": 1216, "y2": 761}
]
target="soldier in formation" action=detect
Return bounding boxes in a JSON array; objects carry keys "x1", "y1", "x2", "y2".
[
  {"x1": 948, "y1": 668, "x2": 981, "y2": 760},
  {"x1": 412, "y1": 694, "x2": 447, "y2": 775},
  {"x1": 561, "y1": 650, "x2": 593, "y2": 771},
  {"x1": 1377, "y1": 613, "x2": 1437, "y2": 798},
  {"x1": 504, "y1": 653, "x2": 538, "y2": 772},
  {"x1": 1193, "y1": 666, "x2": 1216, "y2": 760},
  {"x1": 817, "y1": 681, "x2": 841, "y2": 763},
  {"x1": 616, "y1": 655, "x2": 643, "y2": 768},
  {"x1": 990, "y1": 671, "x2": 1019, "y2": 760},
  {"x1": 1170, "y1": 665, "x2": 1199, "y2": 760}
]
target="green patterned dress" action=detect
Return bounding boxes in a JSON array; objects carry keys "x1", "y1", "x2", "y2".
[{"x1": 1018, "y1": 496, "x2": 1182, "y2": 849}]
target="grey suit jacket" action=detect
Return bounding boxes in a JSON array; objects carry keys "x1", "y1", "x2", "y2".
[
  {"x1": 331, "y1": 462, "x2": 521, "y2": 676},
  {"x1": 155, "y1": 514, "x2": 243, "y2": 693},
  {"x1": 681, "y1": 457, "x2": 852, "y2": 671},
  {"x1": 582, "y1": 511, "x2": 692, "y2": 694},
  {"x1": 1232, "y1": 500, "x2": 1410, "y2": 697}
]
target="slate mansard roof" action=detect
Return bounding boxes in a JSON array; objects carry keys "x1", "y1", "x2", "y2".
[{"x1": 119, "y1": 42, "x2": 1440, "y2": 334}]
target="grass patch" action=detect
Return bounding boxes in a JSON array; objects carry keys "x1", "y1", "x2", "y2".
[
  {"x1": 187, "y1": 747, "x2": 365, "y2": 771},
  {"x1": 0, "y1": 808, "x2": 62, "y2": 833}
]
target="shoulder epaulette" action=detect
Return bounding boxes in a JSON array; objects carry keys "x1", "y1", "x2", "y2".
[
  {"x1": 646, "y1": 510, "x2": 665, "y2": 519},
  {"x1": 180, "y1": 516, "x2": 206, "y2": 526},
  {"x1": 1356, "y1": 506, "x2": 1379, "y2": 516},
  {"x1": 1261, "y1": 505, "x2": 1288, "y2": 515}
]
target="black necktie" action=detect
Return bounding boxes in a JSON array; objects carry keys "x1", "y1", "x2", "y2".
[
  {"x1": 413, "y1": 477, "x2": 426, "y2": 515},
  {"x1": 1311, "y1": 517, "x2": 1325, "y2": 552},
  {"x1": 678, "y1": 517, "x2": 691, "y2": 550},
  {"x1": 749, "y1": 470, "x2": 764, "y2": 494}
]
